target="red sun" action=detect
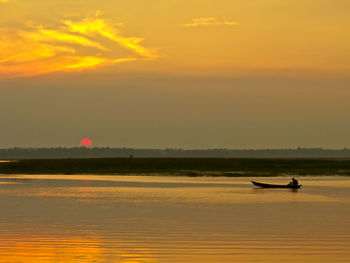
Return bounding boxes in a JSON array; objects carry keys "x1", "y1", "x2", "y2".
[{"x1": 80, "y1": 138, "x2": 93, "y2": 148}]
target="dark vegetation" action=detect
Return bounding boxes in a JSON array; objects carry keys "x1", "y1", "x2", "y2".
[
  {"x1": 1, "y1": 158, "x2": 350, "y2": 176},
  {"x1": 1, "y1": 147, "x2": 350, "y2": 159}
]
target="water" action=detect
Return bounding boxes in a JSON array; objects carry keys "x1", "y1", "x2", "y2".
[{"x1": 0, "y1": 175, "x2": 349, "y2": 262}]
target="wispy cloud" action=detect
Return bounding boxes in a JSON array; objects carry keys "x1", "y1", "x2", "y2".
[
  {"x1": 183, "y1": 17, "x2": 239, "y2": 27},
  {"x1": 0, "y1": 14, "x2": 157, "y2": 78},
  {"x1": 64, "y1": 18, "x2": 155, "y2": 58}
]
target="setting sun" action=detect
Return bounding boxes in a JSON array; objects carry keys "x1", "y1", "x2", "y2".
[{"x1": 80, "y1": 138, "x2": 93, "y2": 148}]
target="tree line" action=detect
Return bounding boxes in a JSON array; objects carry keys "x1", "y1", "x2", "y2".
[{"x1": 0, "y1": 147, "x2": 350, "y2": 159}]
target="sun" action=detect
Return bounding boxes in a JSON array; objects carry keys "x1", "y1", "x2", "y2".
[{"x1": 80, "y1": 138, "x2": 93, "y2": 148}]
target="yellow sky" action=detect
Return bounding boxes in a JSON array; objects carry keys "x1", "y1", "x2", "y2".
[
  {"x1": 0, "y1": 0, "x2": 349, "y2": 78},
  {"x1": 1, "y1": 0, "x2": 350, "y2": 149}
]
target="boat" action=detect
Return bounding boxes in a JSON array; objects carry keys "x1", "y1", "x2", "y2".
[{"x1": 251, "y1": 181, "x2": 301, "y2": 189}]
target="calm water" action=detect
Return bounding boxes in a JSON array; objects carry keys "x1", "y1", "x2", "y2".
[{"x1": 0, "y1": 175, "x2": 349, "y2": 263}]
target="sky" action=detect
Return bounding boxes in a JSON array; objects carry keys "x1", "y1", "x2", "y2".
[{"x1": 0, "y1": 0, "x2": 350, "y2": 149}]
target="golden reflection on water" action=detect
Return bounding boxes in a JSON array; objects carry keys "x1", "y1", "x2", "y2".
[
  {"x1": 0, "y1": 235, "x2": 152, "y2": 263},
  {"x1": 0, "y1": 232, "x2": 349, "y2": 263},
  {"x1": 12, "y1": 186, "x2": 338, "y2": 204},
  {"x1": 0, "y1": 175, "x2": 350, "y2": 262}
]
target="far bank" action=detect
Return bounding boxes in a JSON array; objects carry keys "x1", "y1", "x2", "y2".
[{"x1": 1, "y1": 158, "x2": 350, "y2": 177}]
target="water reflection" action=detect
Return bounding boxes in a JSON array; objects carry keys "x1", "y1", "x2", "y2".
[
  {"x1": 0, "y1": 175, "x2": 350, "y2": 262},
  {"x1": 0, "y1": 230, "x2": 153, "y2": 263}
]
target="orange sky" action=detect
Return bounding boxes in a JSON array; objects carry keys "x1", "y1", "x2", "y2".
[
  {"x1": 0, "y1": 0, "x2": 350, "y2": 148},
  {"x1": 1, "y1": 0, "x2": 349, "y2": 78}
]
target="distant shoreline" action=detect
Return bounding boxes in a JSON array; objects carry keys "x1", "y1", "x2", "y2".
[
  {"x1": 1, "y1": 158, "x2": 350, "y2": 177},
  {"x1": 1, "y1": 147, "x2": 350, "y2": 159}
]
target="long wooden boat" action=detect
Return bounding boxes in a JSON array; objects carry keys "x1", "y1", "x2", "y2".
[{"x1": 251, "y1": 181, "x2": 301, "y2": 189}]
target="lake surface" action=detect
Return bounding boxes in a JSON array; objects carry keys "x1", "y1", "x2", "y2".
[{"x1": 0, "y1": 175, "x2": 349, "y2": 262}]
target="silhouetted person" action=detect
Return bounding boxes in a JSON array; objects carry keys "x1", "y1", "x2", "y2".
[{"x1": 290, "y1": 177, "x2": 298, "y2": 186}]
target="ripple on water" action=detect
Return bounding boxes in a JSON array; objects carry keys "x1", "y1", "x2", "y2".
[{"x1": 0, "y1": 175, "x2": 349, "y2": 262}]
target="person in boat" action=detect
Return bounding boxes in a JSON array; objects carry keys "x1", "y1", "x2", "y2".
[{"x1": 289, "y1": 177, "x2": 299, "y2": 187}]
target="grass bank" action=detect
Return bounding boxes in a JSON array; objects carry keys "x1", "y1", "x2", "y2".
[{"x1": 1, "y1": 158, "x2": 350, "y2": 176}]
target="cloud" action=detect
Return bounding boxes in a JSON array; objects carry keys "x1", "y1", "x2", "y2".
[
  {"x1": 183, "y1": 17, "x2": 239, "y2": 27},
  {"x1": 0, "y1": 14, "x2": 157, "y2": 78},
  {"x1": 64, "y1": 18, "x2": 155, "y2": 58},
  {"x1": 24, "y1": 28, "x2": 108, "y2": 51}
]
